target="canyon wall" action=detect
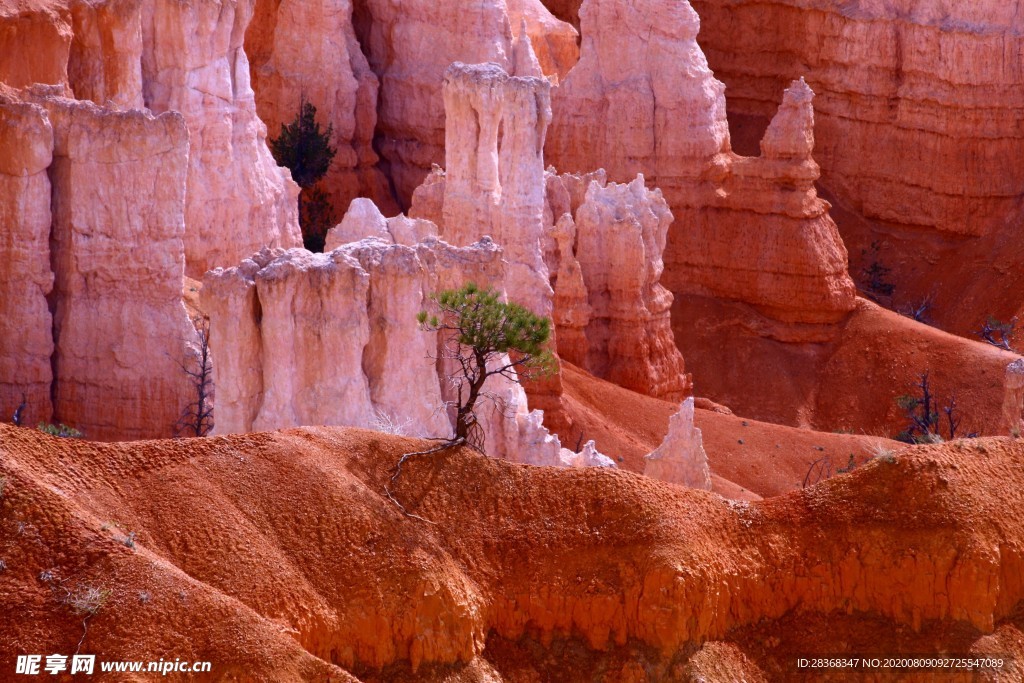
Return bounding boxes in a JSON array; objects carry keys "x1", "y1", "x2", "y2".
[
  {"x1": 245, "y1": 0, "x2": 396, "y2": 216},
  {"x1": 141, "y1": 0, "x2": 301, "y2": 277},
  {"x1": 350, "y1": 0, "x2": 575, "y2": 205},
  {"x1": 28, "y1": 88, "x2": 197, "y2": 441},
  {"x1": 0, "y1": 0, "x2": 302, "y2": 279},
  {"x1": 691, "y1": 0, "x2": 1024, "y2": 240},
  {"x1": 0, "y1": 93, "x2": 54, "y2": 427},
  {"x1": 546, "y1": 0, "x2": 856, "y2": 331}
]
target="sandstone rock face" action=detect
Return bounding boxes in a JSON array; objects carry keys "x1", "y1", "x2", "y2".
[
  {"x1": 140, "y1": 0, "x2": 301, "y2": 277},
  {"x1": 506, "y1": 0, "x2": 578, "y2": 81},
  {"x1": 573, "y1": 175, "x2": 689, "y2": 399},
  {"x1": 440, "y1": 62, "x2": 553, "y2": 317},
  {"x1": 644, "y1": 397, "x2": 712, "y2": 490},
  {"x1": 353, "y1": 0, "x2": 514, "y2": 204},
  {"x1": 204, "y1": 233, "x2": 593, "y2": 466},
  {"x1": 691, "y1": 0, "x2": 1024, "y2": 239},
  {"x1": 0, "y1": 0, "x2": 71, "y2": 89},
  {"x1": 0, "y1": 94, "x2": 55, "y2": 426},
  {"x1": 1004, "y1": 359, "x2": 1024, "y2": 437},
  {"x1": 203, "y1": 238, "x2": 492, "y2": 440},
  {"x1": 546, "y1": 0, "x2": 856, "y2": 329},
  {"x1": 30, "y1": 90, "x2": 197, "y2": 440},
  {"x1": 68, "y1": 0, "x2": 143, "y2": 109},
  {"x1": 353, "y1": 0, "x2": 573, "y2": 205},
  {"x1": 324, "y1": 197, "x2": 437, "y2": 251},
  {"x1": 245, "y1": 0, "x2": 396, "y2": 216}
]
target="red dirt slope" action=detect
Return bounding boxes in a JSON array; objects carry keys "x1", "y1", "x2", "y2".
[
  {"x1": 674, "y1": 296, "x2": 1018, "y2": 436},
  {"x1": 3, "y1": 424, "x2": 1023, "y2": 681},
  {"x1": 559, "y1": 362, "x2": 898, "y2": 499}
]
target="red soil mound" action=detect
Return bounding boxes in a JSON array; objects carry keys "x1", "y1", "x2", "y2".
[
  {"x1": 559, "y1": 362, "x2": 898, "y2": 499},
  {"x1": 674, "y1": 296, "x2": 1017, "y2": 437},
  {"x1": 3, "y1": 424, "x2": 1023, "y2": 681}
]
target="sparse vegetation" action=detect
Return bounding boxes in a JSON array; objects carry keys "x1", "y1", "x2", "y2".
[
  {"x1": 174, "y1": 316, "x2": 214, "y2": 438},
  {"x1": 976, "y1": 316, "x2": 1017, "y2": 351},
  {"x1": 898, "y1": 292, "x2": 935, "y2": 324},
  {"x1": 269, "y1": 97, "x2": 338, "y2": 252},
  {"x1": 37, "y1": 423, "x2": 83, "y2": 438},
  {"x1": 894, "y1": 371, "x2": 974, "y2": 444},
  {"x1": 370, "y1": 409, "x2": 413, "y2": 436},
  {"x1": 859, "y1": 240, "x2": 895, "y2": 303},
  {"x1": 384, "y1": 284, "x2": 554, "y2": 521},
  {"x1": 416, "y1": 282, "x2": 554, "y2": 450}
]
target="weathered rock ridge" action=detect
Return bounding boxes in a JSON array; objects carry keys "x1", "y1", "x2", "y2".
[
  {"x1": 546, "y1": 0, "x2": 856, "y2": 330},
  {"x1": 3, "y1": 424, "x2": 1023, "y2": 679},
  {"x1": 0, "y1": 0, "x2": 302, "y2": 278},
  {"x1": 202, "y1": 236, "x2": 598, "y2": 466},
  {"x1": 10, "y1": 87, "x2": 198, "y2": 440}
]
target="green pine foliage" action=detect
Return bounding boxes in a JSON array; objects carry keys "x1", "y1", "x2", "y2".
[
  {"x1": 269, "y1": 97, "x2": 337, "y2": 190},
  {"x1": 417, "y1": 283, "x2": 554, "y2": 449}
]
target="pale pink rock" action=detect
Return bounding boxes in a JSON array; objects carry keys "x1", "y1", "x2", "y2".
[
  {"x1": 1003, "y1": 359, "x2": 1024, "y2": 437},
  {"x1": 30, "y1": 90, "x2": 197, "y2": 440},
  {"x1": 140, "y1": 0, "x2": 301, "y2": 277},
  {"x1": 549, "y1": 212, "x2": 590, "y2": 368},
  {"x1": 440, "y1": 61, "x2": 554, "y2": 318},
  {"x1": 338, "y1": 239, "x2": 452, "y2": 439},
  {"x1": 354, "y1": 0, "x2": 514, "y2": 204},
  {"x1": 644, "y1": 397, "x2": 712, "y2": 490},
  {"x1": 506, "y1": 8, "x2": 577, "y2": 80},
  {"x1": 245, "y1": 0, "x2": 396, "y2": 216},
  {"x1": 573, "y1": 175, "x2": 689, "y2": 399},
  {"x1": 253, "y1": 249, "x2": 375, "y2": 431},
  {"x1": 563, "y1": 439, "x2": 615, "y2": 468},
  {"x1": 0, "y1": 93, "x2": 55, "y2": 426},
  {"x1": 324, "y1": 198, "x2": 439, "y2": 251},
  {"x1": 325, "y1": 198, "x2": 391, "y2": 250},
  {"x1": 546, "y1": 0, "x2": 856, "y2": 328},
  {"x1": 200, "y1": 249, "x2": 280, "y2": 435}
]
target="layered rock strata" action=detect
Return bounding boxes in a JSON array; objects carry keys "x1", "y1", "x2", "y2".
[
  {"x1": 644, "y1": 397, "x2": 712, "y2": 489},
  {"x1": 0, "y1": 93, "x2": 55, "y2": 426},
  {"x1": 0, "y1": 0, "x2": 303, "y2": 278},
  {"x1": 691, "y1": 0, "x2": 1024, "y2": 239},
  {"x1": 140, "y1": 0, "x2": 301, "y2": 276},
  {"x1": 352, "y1": 0, "x2": 574, "y2": 204},
  {"x1": 203, "y1": 235, "x2": 597, "y2": 466},
  {"x1": 546, "y1": 0, "x2": 856, "y2": 330}
]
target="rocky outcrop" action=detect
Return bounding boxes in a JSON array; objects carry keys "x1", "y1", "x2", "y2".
[
  {"x1": 203, "y1": 233, "x2": 599, "y2": 467},
  {"x1": 644, "y1": 397, "x2": 712, "y2": 489},
  {"x1": 1004, "y1": 359, "x2": 1024, "y2": 437},
  {"x1": 506, "y1": 0, "x2": 578, "y2": 81},
  {"x1": 0, "y1": 93, "x2": 54, "y2": 427},
  {"x1": 573, "y1": 175, "x2": 689, "y2": 399},
  {"x1": 245, "y1": 0, "x2": 396, "y2": 216},
  {"x1": 546, "y1": 0, "x2": 856, "y2": 330},
  {"x1": 140, "y1": 0, "x2": 301, "y2": 277},
  {"x1": 0, "y1": 0, "x2": 71, "y2": 89},
  {"x1": 29, "y1": 89, "x2": 196, "y2": 440},
  {"x1": 691, "y1": 0, "x2": 1024, "y2": 240},
  {"x1": 68, "y1": 0, "x2": 143, "y2": 109},
  {"x1": 324, "y1": 197, "x2": 437, "y2": 250},
  {"x1": 440, "y1": 62, "x2": 553, "y2": 317},
  {"x1": 353, "y1": 0, "x2": 574, "y2": 205}
]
